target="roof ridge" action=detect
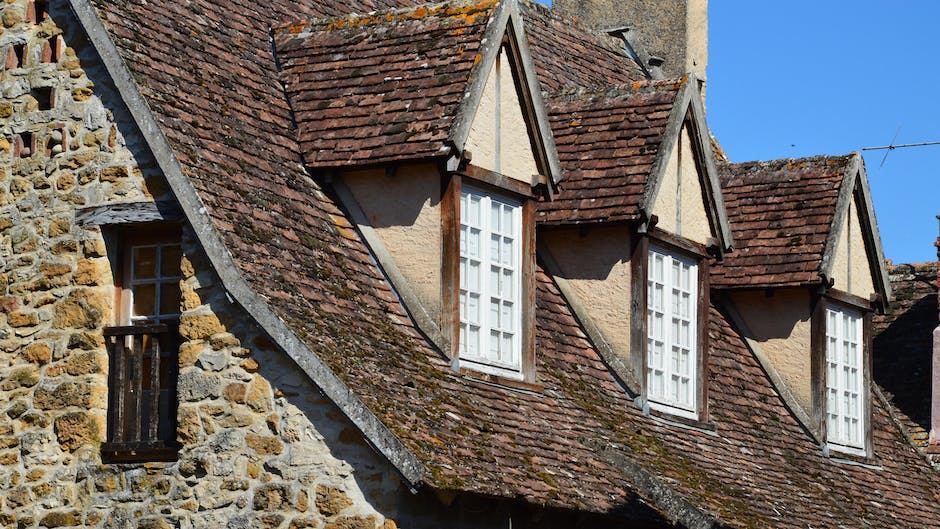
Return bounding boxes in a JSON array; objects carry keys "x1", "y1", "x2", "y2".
[
  {"x1": 547, "y1": 76, "x2": 688, "y2": 103},
  {"x1": 273, "y1": 0, "x2": 497, "y2": 36},
  {"x1": 722, "y1": 152, "x2": 857, "y2": 171}
]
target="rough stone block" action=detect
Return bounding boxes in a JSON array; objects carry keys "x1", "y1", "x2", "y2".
[
  {"x1": 324, "y1": 515, "x2": 378, "y2": 529},
  {"x1": 53, "y1": 411, "x2": 101, "y2": 451},
  {"x1": 246, "y1": 434, "x2": 284, "y2": 456},
  {"x1": 178, "y1": 369, "x2": 222, "y2": 401},
  {"x1": 52, "y1": 289, "x2": 108, "y2": 330},
  {"x1": 34, "y1": 381, "x2": 104, "y2": 410},
  {"x1": 23, "y1": 341, "x2": 52, "y2": 365},
  {"x1": 316, "y1": 485, "x2": 353, "y2": 517},
  {"x1": 252, "y1": 483, "x2": 291, "y2": 511},
  {"x1": 245, "y1": 376, "x2": 273, "y2": 413},
  {"x1": 38, "y1": 510, "x2": 81, "y2": 527},
  {"x1": 179, "y1": 311, "x2": 225, "y2": 341}
]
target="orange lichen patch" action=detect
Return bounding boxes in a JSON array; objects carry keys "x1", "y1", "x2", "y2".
[
  {"x1": 569, "y1": 120, "x2": 581, "y2": 127},
  {"x1": 285, "y1": 22, "x2": 307, "y2": 34},
  {"x1": 472, "y1": 53, "x2": 482, "y2": 65}
]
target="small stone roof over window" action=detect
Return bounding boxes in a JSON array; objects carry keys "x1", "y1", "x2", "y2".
[
  {"x1": 711, "y1": 155, "x2": 853, "y2": 288},
  {"x1": 538, "y1": 80, "x2": 681, "y2": 225}
]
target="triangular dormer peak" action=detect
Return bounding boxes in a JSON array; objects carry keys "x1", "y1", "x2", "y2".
[
  {"x1": 640, "y1": 75, "x2": 732, "y2": 256},
  {"x1": 819, "y1": 152, "x2": 892, "y2": 309},
  {"x1": 449, "y1": 0, "x2": 562, "y2": 193}
]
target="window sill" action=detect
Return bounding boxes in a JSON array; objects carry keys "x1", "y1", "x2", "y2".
[
  {"x1": 826, "y1": 445, "x2": 880, "y2": 469},
  {"x1": 460, "y1": 368, "x2": 544, "y2": 394},
  {"x1": 646, "y1": 404, "x2": 716, "y2": 434},
  {"x1": 101, "y1": 442, "x2": 178, "y2": 464}
]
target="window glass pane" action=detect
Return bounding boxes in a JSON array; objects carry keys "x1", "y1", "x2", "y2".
[
  {"x1": 825, "y1": 306, "x2": 865, "y2": 452},
  {"x1": 132, "y1": 284, "x2": 156, "y2": 317},
  {"x1": 133, "y1": 246, "x2": 157, "y2": 280},
  {"x1": 159, "y1": 282, "x2": 181, "y2": 316},
  {"x1": 161, "y1": 245, "x2": 182, "y2": 277},
  {"x1": 646, "y1": 248, "x2": 698, "y2": 415}
]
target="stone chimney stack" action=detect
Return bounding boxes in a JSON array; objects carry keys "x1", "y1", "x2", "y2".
[{"x1": 554, "y1": 0, "x2": 708, "y2": 93}]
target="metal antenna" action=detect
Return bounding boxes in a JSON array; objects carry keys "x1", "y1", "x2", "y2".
[{"x1": 861, "y1": 126, "x2": 940, "y2": 168}]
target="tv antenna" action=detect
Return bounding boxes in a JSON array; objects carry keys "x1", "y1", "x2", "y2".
[{"x1": 862, "y1": 125, "x2": 940, "y2": 168}]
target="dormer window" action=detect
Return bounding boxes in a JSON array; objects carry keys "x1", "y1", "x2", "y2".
[
  {"x1": 632, "y1": 231, "x2": 710, "y2": 423},
  {"x1": 647, "y1": 246, "x2": 698, "y2": 417},
  {"x1": 459, "y1": 185, "x2": 523, "y2": 378},
  {"x1": 825, "y1": 306, "x2": 864, "y2": 454}
]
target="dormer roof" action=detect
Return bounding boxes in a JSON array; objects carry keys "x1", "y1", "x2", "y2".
[
  {"x1": 713, "y1": 152, "x2": 891, "y2": 305},
  {"x1": 538, "y1": 77, "x2": 733, "y2": 252},
  {"x1": 275, "y1": 0, "x2": 562, "y2": 183}
]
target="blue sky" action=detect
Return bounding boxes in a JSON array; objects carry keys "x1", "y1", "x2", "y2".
[{"x1": 537, "y1": 1, "x2": 939, "y2": 264}]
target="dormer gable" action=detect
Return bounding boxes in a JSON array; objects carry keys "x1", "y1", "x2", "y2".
[
  {"x1": 450, "y1": 0, "x2": 562, "y2": 189},
  {"x1": 820, "y1": 155, "x2": 892, "y2": 306},
  {"x1": 642, "y1": 79, "x2": 731, "y2": 253}
]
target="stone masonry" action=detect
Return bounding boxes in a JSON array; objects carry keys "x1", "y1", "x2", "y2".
[{"x1": 0, "y1": 2, "x2": 405, "y2": 527}]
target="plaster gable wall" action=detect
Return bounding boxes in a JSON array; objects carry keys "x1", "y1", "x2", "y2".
[
  {"x1": 650, "y1": 122, "x2": 712, "y2": 245},
  {"x1": 830, "y1": 192, "x2": 876, "y2": 300},
  {"x1": 730, "y1": 289, "x2": 814, "y2": 413},
  {"x1": 464, "y1": 47, "x2": 540, "y2": 184},
  {"x1": 541, "y1": 227, "x2": 633, "y2": 357},
  {"x1": 341, "y1": 165, "x2": 442, "y2": 317}
]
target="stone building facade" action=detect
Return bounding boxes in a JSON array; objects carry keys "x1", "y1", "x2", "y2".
[{"x1": 0, "y1": 2, "x2": 408, "y2": 527}]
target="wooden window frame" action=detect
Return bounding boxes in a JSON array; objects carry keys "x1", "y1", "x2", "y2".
[
  {"x1": 631, "y1": 227, "x2": 710, "y2": 423},
  {"x1": 442, "y1": 172, "x2": 537, "y2": 387},
  {"x1": 811, "y1": 290, "x2": 874, "y2": 460},
  {"x1": 102, "y1": 226, "x2": 182, "y2": 463}
]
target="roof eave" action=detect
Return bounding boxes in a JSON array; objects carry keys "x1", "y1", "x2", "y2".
[{"x1": 67, "y1": 0, "x2": 425, "y2": 488}]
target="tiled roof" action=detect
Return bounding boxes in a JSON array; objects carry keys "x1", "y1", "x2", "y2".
[
  {"x1": 86, "y1": 0, "x2": 940, "y2": 526},
  {"x1": 874, "y1": 262, "x2": 938, "y2": 448},
  {"x1": 537, "y1": 80, "x2": 682, "y2": 225},
  {"x1": 711, "y1": 155, "x2": 853, "y2": 288},
  {"x1": 275, "y1": 2, "x2": 496, "y2": 168},
  {"x1": 518, "y1": 1, "x2": 646, "y2": 93}
]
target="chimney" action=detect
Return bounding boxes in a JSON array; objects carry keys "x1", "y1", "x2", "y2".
[
  {"x1": 930, "y1": 215, "x2": 940, "y2": 451},
  {"x1": 554, "y1": 0, "x2": 708, "y2": 95}
]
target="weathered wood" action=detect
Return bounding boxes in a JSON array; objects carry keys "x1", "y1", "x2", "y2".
[
  {"x1": 630, "y1": 234, "x2": 649, "y2": 391},
  {"x1": 460, "y1": 164, "x2": 537, "y2": 199},
  {"x1": 863, "y1": 310, "x2": 874, "y2": 458},
  {"x1": 696, "y1": 258, "x2": 710, "y2": 422},
  {"x1": 824, "y1": 288, "x2": 874, "y2": 312},
  {"x1": 810, "y1": 294, "x2": 827, "y2": 442},
  {"x1": 104, "y1": 324, "x2": 168, "y2": 336},
  {"x1": 111, "y1": 336, "x2": 126, "y2": 442},
  {"x1": 75, "y1": 200, "x2": 182, "y2": 227},
  {"x1": 521, "y1": 199, "x2": 537, "y2": 384},
  {"x1": 440, "y1": 173, "x2": 462, "y2": 364},
  {"x1": 129, "y1": 333, "x2": 144, "y2": 442},
  {"x1": 148, "y1": 336, "x2": 161, "y2": 441},
  {"x1": 648, "y1": 226, "x2": 708, "y2": 258}
]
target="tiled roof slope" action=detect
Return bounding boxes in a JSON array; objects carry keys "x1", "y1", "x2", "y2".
[
  {"x1": 275, "y1": 2, "x2": 495, "y2": 168},
  {"x1": 325, "y1": 265, "x2": 940, "y2": 526},
  {"x1": 538, "y1": 80, "x2": 681, "y2": 225},
  {"x1": 874, "y1": 262, "x2": 938, "y2": 448},
  {"x1": 86, "y1": 1, "x2": 940, "y2": 525},
  {"x1": 711, "y1": 155, "x2": 853, "y2": 288},
  {"x1": 518, "y1": 1, "x2": 646, "y2": 93}
]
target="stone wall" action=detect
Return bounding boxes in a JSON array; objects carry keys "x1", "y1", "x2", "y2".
[{"x1": 0, "y1": 2, "x2": 408, "y2": 527}]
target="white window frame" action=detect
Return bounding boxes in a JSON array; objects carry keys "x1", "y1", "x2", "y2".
[
  {"x1": 825, "y1": 306, "x2": 866, "y2": 456},
  {"x1": 646, "y1": 246, "x2": 698, "y2": 419},
  {"x1": 458, "y1": 186, "x2": 523, "y2": 379}
]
